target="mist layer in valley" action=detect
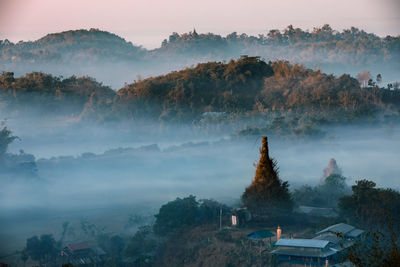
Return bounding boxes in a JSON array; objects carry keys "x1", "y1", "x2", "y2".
[
  {"x1": 1, "y1": 36, "x2": 399, "y2": 263},
  {"x1": 1, "y1": 119, "x2": 399, "y2": 255}
]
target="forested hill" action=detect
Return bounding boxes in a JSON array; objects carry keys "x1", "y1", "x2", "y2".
[
  {"x1": 115, "y1": 58, "x2": 400, "y2": 121},
  {"x1": 0, "y1": 72, "x2": 115, "y2": 118},
  {"x1": 1, "y1": 26, "x2": 399, "y2": 88},
  {"x1": 0, "y1": 29, "x2": 145, "y2": 64},
  {"x1": 2, "y1": 26, "x2": 399, "y2": 65},
  {"x1": 115, "y1": 56, "x2": 273, "y2": 120},
  {"x1": 155, "y1": 25, "x2": 400, "y2": 66},
  {"x1": 1, "y1": 57, "x2": 399, "y2": 124}
]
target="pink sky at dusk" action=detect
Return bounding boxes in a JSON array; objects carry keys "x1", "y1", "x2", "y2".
[{"x1": 0, "y1": 0, "x2": 399, "y2": 48}]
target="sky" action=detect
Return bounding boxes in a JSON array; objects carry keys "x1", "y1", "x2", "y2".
[{"x1": 0, "y1": 0, "x2": 399, "y2": 48}]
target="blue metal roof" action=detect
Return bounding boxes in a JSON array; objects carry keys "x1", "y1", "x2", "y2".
[
  {"x1": 275, "y1": 238, "x2": 329, "y2": 248},
  {"x1": 246, "y1": 229, "x2": 275, "y2": 240}
]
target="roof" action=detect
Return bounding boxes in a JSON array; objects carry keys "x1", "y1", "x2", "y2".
[
  {"x1": 346, "y1": 228, "x2": 364, "y2": 238},
  {"x1": 246, "y1": 229, "x2": 275, "y2": 240},
  {"x1": 271, "y1": 247, "x2": 337, "y2": 258},
  {"x1": 313, "y1": 234, "x2": 342, "y2": 245},
  {"x1": 275, "y1": 238, "x2": 329, "y2": 249},
  {"x1": 316, "y1": 223, "x2": 355, "y2": 235},
  {"x1": 67, "y1": 242, "x2": 90, "y2": 251}
]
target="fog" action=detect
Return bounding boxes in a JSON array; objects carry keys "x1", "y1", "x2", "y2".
[
  {"x1": 7, "y1": 59, "x2": 400, "y2": 91},
  {"x1": 1, "y1": 115, "x2": 400, "y2": 256},
  {"x1": 4, "y1": 42, "x2": 400, "y2": 90}
]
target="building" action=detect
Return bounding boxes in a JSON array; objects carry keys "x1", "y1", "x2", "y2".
[
  {"x1": 271, "y1": 223, "x2": 364, "y2": 266},
  {"x1": 313, "y1": 223, "x2": 364, "y2": 251},
  {"x1": 271, "y1": 238, "x2": 337, "y2": 266},
  {"x1": 60, "y1": 242, "x2": 105, "y2": 266},
  {"x1": 315, "y1": 223, "x2": 364, "y2": 240}
]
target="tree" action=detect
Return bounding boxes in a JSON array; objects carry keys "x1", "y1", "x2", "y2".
[
  {"x1": 22, "y1": 234, "x2": 59, "y2": 265},
  {"x1": 153, "y1": 195, "x2": 199, "y2": 235},
  {"x1": 152, "y1": 196, "x2": 229, "y2": 236},
  {"x1": 0, "y1": 120, "x2": 18, "y2": 158},
  {"x1": 198, "y1": 199, "x2": 231, "y2": 223},
  {"x1": 124, "y1": 226, "x2": 157, "y2": 265},
  {"x1": 394, "y1": 81, "x2": 400, "y2": 90},
  {"x1": 293, "y1": 174, "x2": 349, "y2": 208},
  {"x1": 242, "y1": 136, "x2": 293, "y2": 212},
  {"x1": 100, "y1": 235, "x2": 125, "y2": 266},
  {"x1": 376, "y1": 74, "x2": 382, "y2": 85},
  {"x1": 323, "y1": 174, "x2": 347, "y2": 190},
  {"x1": 343, "y1": 221, "x2": 400, "y2": 267},
  {"x1": 339, "y1": 180, "x2": 400, "y2": 227}
]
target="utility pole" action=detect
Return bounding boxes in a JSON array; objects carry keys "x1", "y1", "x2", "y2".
[{"x1": 219, "y1": 208, "x2": 222, "y2": 230}]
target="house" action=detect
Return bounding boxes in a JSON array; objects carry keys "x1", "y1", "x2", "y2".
[
  {"x1": 313, "y1": 223, "x2": 364, "y2": 251},
  {"x1": 60, "y1": 242, "x2": 105, "y2": 266},
  {"x1": 271, "y1": 223, "x2": 364, "y2": 266},
  {"x1": 271, "y1": 238, "x2": 337, "y2": 266},
  {"x1": 62, "y1": 242, "x2": 92, "y2": 256},
  {"x1": 315, "y1": 223, "x2": 364, "y2": 239}
]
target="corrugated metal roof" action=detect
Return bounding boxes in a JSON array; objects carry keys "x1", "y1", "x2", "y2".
[
  {"x1": 275, "y1": 238, "x2": 329, "y2": 248},
  {"x1": 316, "y1": 223, "x2": 355, "y2": 235},
  {"x1": 313, "y1": 234, "x2": 341, "y2": 244},
  {"x1": 346, "y1": 228, "x2": 364, "y2": 238}
]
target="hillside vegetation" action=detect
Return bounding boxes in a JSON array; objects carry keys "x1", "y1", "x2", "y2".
[
  {"x1": 0, "y1": 71, "x2": 115, "y2": 118},
  {"x1": 1, "y1": 25, "x2": 399, "y2": 88},
  {"x1": 0, "y1": 28, "x2": 145, "y2": 64},
  {"x1": 2, "y1": 26, "x2": 399, "y2": 68},
  {"x1": 1, "y1": 57, "x2": 399, "y2": 126}
]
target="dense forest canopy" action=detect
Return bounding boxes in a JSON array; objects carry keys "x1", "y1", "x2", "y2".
[
  {"x1": 0, "y1": 71, "x2": 115, "y2": 118},
  {"x1": 115, "y1": 56, "x2": 273, "y2": 120},
  {"x1": 157, "y1": 25, "x2": 400, "y2": 65},
  {"x1": 116, "y1": 58, "x2": 400, "y2": 122},
  {"x1": 1, "y1": 57, "x2": 399, "y2": 124}
]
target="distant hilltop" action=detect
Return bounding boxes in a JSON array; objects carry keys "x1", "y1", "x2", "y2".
[
  {"x1": 1, "y1": 25, "x2": 399, "y2": 89},
  {"x1": 1, "y1": 25, "x2": 399, "y2": 64}
]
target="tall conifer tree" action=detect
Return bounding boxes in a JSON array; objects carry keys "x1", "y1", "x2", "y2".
[{"x1": 242, "y1": 136, "x2": 293, "y2": 212}]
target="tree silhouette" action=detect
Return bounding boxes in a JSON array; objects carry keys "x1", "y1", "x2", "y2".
[
  {"x1": 339, "y1": 180, "x2": 400, "y2": 227},
  {"x1": 0, "y1": 120, "x2": 18, "y2": 158},
  {"x1": 242, "y1": 136, "x2": 293, "y2": 212},
  {"x1": 21, "y1": 234, "x2": 59, "y2": 265}
]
